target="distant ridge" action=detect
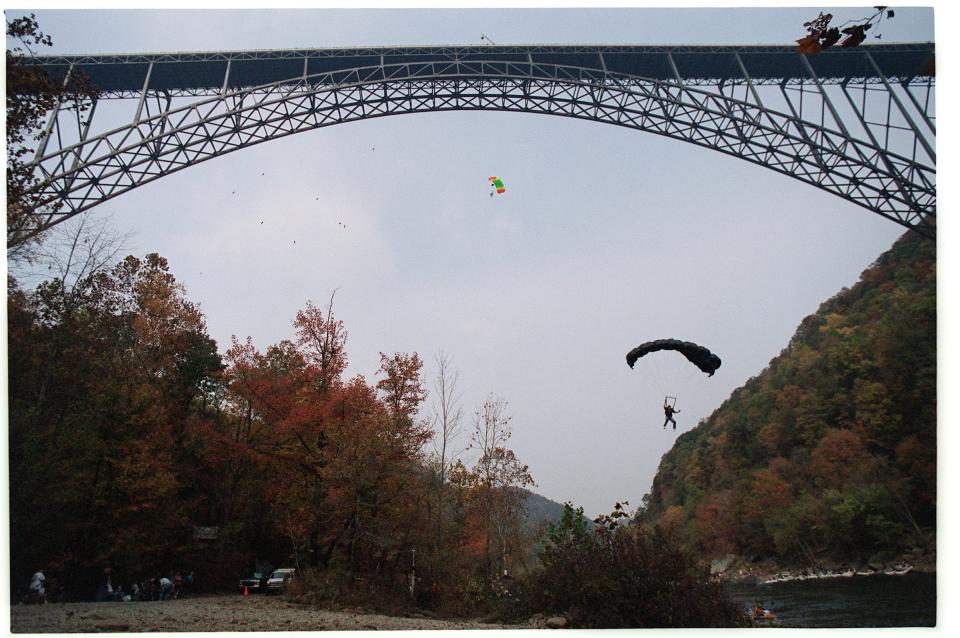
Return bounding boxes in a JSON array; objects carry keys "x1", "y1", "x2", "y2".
[{"x1": 519, "y1": 489, "x2": 595, "y2": 532}]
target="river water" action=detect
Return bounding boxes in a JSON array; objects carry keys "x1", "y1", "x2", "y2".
[{"x1": 725, "y1": 572, "x2": 936, "y2": 627}]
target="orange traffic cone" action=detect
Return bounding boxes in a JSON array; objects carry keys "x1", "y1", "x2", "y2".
[{"x1": 243, "y1": 585, "x2": 249, "y2": 597}]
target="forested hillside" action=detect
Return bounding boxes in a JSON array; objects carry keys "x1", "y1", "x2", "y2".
[
  {"x1": 642, "y1": 230, "x2": 935, "y2": 569},
  {"x1": 520, "y1": 490, "x2": 575, "y2": 530}
]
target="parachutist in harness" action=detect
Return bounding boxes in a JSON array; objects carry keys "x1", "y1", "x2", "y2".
[
  {"x1": 663, "y1": 400, "x2": 679, "y2": 429},
  {"x1": 624, "y1": 340, "x2": 719, "y2": 432}
]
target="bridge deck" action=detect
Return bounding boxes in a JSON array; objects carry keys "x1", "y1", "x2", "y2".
[{"x1": 31, "y1": 43, "x2": 934, "y2": 96}]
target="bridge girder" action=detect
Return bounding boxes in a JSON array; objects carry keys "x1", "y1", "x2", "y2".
[{"x1": 23, "y1": 45, "x2": 936, "y2": 240}]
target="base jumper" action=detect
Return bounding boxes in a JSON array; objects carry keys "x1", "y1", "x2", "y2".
[{"x1": 663, "y1": 401, "x2": 679, "y2": 430}]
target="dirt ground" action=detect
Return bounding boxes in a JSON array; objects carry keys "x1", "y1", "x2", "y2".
[{"x1": 9, "y1": 594, "x2": 523, "y2": 633}]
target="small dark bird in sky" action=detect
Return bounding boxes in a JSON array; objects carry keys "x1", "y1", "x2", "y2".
[
  {"x1": 232, "y1": 191, "x2": 236, "y2": 194},
  {"x1": 260, "y1": 220, "x2": 263, "y2": 224}
]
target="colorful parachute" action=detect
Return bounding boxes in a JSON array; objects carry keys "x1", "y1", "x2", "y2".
[
  {"x1": 626, "y1": 339, "x2": 721, "y2": 377},
  {"x1": 488, "y1": 176, "x2": 506, "y2": 194}
]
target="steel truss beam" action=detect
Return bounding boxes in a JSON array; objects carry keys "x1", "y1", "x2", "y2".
[{"x1": 24, "y1": 51, "x2": 936, "y2": 240}]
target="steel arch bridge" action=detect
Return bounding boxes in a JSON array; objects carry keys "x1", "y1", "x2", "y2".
[{"x1": 24, "y1": 43, "x2": 936, "y2": 240}]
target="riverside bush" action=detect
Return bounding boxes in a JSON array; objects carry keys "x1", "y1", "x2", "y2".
[{"x1": 499, "y1": 504, "x2": 749, "y2": 628}]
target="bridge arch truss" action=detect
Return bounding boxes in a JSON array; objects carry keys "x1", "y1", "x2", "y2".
[{"x1": 25, "y1": 43, "x2": 936, "y2": 239}]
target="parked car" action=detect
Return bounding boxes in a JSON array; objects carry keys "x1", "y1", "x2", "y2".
[
  {"x1": 265, "y1": 568, "x2": 297, "y2": 594},
  {"x1": 238, "y1": 572, "x2": 267, "y2": 593}
]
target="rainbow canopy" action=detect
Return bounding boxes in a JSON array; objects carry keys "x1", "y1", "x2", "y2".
[{"x1": 488, "y1": 176, "x2": 506, "y2": 194}]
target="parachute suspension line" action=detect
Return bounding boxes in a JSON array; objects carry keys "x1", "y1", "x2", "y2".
[
  {"x1": 637, "y1": 355, "x2": 667, "y2": 398},
  {"x1": 675, "y1": 359, "x2": 707, "y2": 409},
  {"x1": 625, "y1": 339, "x2": 723, "y2": 418}
]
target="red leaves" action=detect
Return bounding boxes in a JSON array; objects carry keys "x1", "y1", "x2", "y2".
[
  {"x1": 293, "y1": 296, "x2": 347, "y2": 391},
  {"x1": 376, "y1": 351, "x2": 429, "y2": 423},
  {"x1": 809, "y1": 428, "x2": 876, "y2": 486},
  {"x1": 794, "y1": 33, "x2": 822, "y2": 56},
  {"x1": 796, "y1": 12, "x2": 838, "y2": 55},
  {"x1": 222, "y1": 298, "x2": 441, "y2": 568},
  {"x1": 796, "y1": 24, "x2": 843, "y2": 54}
]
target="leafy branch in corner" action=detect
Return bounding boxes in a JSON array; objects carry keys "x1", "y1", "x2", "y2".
[{"x1": 795, "y1": 7, "x2": 896, "y2": 55}]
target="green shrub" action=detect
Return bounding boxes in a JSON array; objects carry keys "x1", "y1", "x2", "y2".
[{"x1": 499, "y1": 504, "x2": 749, "y2": 628}]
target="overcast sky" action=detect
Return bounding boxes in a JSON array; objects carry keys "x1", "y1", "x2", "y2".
[{"x1": 5, "y1": 5, "x2": 946, "y2": 520}]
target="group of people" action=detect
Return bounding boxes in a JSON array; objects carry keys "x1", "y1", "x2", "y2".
[
  {"x1": 95, "y1": 566, "x2": 194, "y2": 602},
  {"x1": 25, "y1": 565, "x2": 196, "y2": 603}
]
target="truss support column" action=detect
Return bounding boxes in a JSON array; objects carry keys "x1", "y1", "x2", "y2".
[
  {"x1": 900, "y1": 77, "x2": 936, "y2": 135},
  {"x1": 737, "y1": 53, "x2": 829, "y2": 176},
  {"x1": 863, "y1": 51, "x2": 935, "y2": 163},
  {"x1": 78, "y1": 96, "x2": 98, "y2": 144},
  {"x1": 34, "y1": 63, "x2": 74, "y2": 161},
  {"x1": 839, "y1": 79, "x2": 920, "y2": 218},
  {"x1": 776, "y1": 79, "x2": 830, "y2": 175},
  {"x1": 657, "y1": 52, "x2": 689, "y2": 128},
  {"x1": 665, "y1": 51, "x2": 682, "y2": 86},
  {"x1": 798, "y1": 54, "x2": 853, "y2": 139},
  {"x1": 69, "y1": 97, "x2": 98, "y2": 166},
  {"x1": 802, "y1": 52, "x2": 924, "y2": 224},
  {"x1": 733, "y1": 54, "x2": 764, "y2": 110},
  {"x1": 221, "y1": 59, "x2": 232, "y2": 96},
  {"x1": 152, "y1": 91, "x2": 172, "y2": 152},
  {"x1": 673, "y1": 51, "x2": 747, "y2": 151},
  {"x1": 133, "y1": 62, "x2": 154, "y2": 123},
  {"x1": 60, "y1": 96, "x2": 100, "y2": 197}
]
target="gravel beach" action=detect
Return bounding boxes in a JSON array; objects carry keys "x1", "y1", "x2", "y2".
[{"x1": 9, "y1": 595, "x2": 522, "y2": 633}]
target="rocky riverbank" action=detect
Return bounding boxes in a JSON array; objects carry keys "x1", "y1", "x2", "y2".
[
  {"x1": 9, "y1": 594, "x2": 523, "y2": 633},
  {"x1": 710, "y1": 549, "x2": 936, "y2": 585}
]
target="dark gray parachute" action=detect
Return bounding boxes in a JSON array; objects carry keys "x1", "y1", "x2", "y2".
[{"x1": 625, "y1": 339, "x2": 721, "y2": 376}]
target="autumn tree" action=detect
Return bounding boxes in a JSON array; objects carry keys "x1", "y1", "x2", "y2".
[
  {"x1": 222, "y1": 298, "x2": 346, "y2": 569},
  {"x1": 466, "y1": 395, "x2": 534, "y2": 581},
  {"x1": 294, "y1": 293, "x2": 347, "y2": 392},
  {"x1": 7, "y1": 253, "x2": 224, "y2": 597},
  {"x1": 220, "y1": 297, "x2": 441, "y2": 592}
]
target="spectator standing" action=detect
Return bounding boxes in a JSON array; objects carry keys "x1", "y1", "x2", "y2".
[
  {"x1": 150, "y1": 577, "x2": 161, "y2": 601},
  {"x1": 27, "y1": 571, "x2": 46, "y2": 604},
  {"x1": 96, "y1": 566, "x2": 116, "y2": 602},
  {"x1": 158, "y1": 576, "x2": 173, "y2": 600}
]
